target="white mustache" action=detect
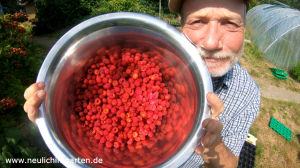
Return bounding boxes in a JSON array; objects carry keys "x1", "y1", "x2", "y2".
[{"x1": 197, "y1": 48, "x2": 235, "y2": 59}]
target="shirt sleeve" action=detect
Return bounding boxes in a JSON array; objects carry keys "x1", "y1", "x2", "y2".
[{"x1": 221, "y1": 88, "x2": 260, "y2": 156}]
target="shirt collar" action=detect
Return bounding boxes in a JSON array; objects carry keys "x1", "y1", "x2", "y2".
[{"x1": 212, "y1": 64, "x2": 237, "y2": 92}]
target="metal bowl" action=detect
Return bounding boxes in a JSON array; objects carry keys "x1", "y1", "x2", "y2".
[{"x1": 36, "y1": 12, "x2": 212, "y2": 168}]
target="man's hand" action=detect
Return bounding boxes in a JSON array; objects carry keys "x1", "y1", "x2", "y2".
[
  {"x1": 23, "y1": 82, "x2": 46, "y2": 123},
  {"x1": 196, "y1": 92, "x2": 223, "y2": 154},
  {"x1": 195, "y1": 92, "x2": 238, "y2": 168}
]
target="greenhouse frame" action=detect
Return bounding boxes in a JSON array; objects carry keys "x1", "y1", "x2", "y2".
[{"x1": 246, "y1": 4, "x2": 300, "y2": 70}]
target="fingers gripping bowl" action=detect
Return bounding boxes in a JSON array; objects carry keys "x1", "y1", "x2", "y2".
[{"x1": 36, "y1": 12, "x2": 212, "y2": 168}]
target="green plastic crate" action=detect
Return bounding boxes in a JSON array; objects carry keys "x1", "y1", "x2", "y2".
[
  {"x1": 269, "y1": 117, "x2": 292, "y2": 141},
  {"x1": 269, "y1": 68, "x2": 288, "y2": 79}
]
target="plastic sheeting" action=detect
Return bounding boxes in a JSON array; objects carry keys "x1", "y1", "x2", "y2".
[{"x1": 246, "y1": 4, "x2": 300, "y2": 70}]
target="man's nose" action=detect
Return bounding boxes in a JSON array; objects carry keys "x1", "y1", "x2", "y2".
[{"x1": 202, "y1": 22, "x2": 223, "y2": 51}]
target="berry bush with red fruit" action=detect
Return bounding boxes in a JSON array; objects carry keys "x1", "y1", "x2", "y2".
[{"x1": 0, "y1": 13, "x2": 61, "y2": 168}]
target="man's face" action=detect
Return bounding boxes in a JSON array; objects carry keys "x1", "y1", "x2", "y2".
[{"x1": 181, "y1": 0, "x2": 246, "y2": 77}]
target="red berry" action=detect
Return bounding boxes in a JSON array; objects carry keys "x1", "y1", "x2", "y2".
[
  {"x1": 106, "y1": 141, "x2": 113, "y2": 148},
  {"x1": 114, "y1": 142, "x2": 120, "y2": 148},
  {"x1": 94, "y1": 98, "x2": 101, "y2": 105},
  {"x1": 132, "y1": 72, "x2": 138, "y2": 80}
]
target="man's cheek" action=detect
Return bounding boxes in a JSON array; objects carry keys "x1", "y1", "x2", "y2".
[
  {"x1": 223, "y1": 34, "x2": 244, "y2": 53},
  {"x1": 183, "y1": 29, "x2": 203, "y2": 46}
]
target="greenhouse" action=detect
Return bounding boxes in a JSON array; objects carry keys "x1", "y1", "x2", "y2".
[{"x1": 246, "y1": 4, "x2": 300, "y2": 70}]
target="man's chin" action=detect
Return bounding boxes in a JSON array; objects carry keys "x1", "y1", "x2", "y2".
[
  {"x1": 202, "y1": 51, "x2": 242, "y2": 77},
  {"x1": 207, "y1": 63, "x2": 233, "y2": 77}
]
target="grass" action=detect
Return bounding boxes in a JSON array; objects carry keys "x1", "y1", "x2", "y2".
[
  {"x1": 241, "y1": 32, "x2": 300, "y2": 94},
  {"x1": 248, "y1": 97, "x2": 300, "y2": 168},
  {"x1": 242, "y1": 31, "x2": 300, "y2": 167}
]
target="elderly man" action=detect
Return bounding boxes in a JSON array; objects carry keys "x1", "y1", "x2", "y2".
[
  {"x1": 168, "y1": 0, "x2": 260, "y2": 167},
  {"x1": 24, "y1": 0, "x2": 260, "y2": 167}
]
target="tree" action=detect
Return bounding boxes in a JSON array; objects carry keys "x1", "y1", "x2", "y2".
[
  {"x1": 0, "y1": 0, "x2": 22, "y2": 13},
  {"x1": 33, "y1": 0, "x2": 91, "y2": 35}
]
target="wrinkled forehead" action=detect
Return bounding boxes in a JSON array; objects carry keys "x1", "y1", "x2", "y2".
[{"x1": 182, "y1": 0, "x2": 246, "y2": 19}]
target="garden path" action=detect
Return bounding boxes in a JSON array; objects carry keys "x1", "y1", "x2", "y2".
[
  {"x1": 254, "y1": 78, "x2": 300, "y2": 104},
  {"x1": 31, "y1": 36, "x2": 57, "y2": 50}
]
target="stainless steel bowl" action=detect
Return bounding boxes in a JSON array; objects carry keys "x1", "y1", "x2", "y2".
[{"x1": 36, "y1": 12, "x2": 212, "y2": 168}]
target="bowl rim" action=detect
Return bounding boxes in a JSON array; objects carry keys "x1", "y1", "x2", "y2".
[{"x1": 36, "y1": 12, "x2": 213, "y2": 168}]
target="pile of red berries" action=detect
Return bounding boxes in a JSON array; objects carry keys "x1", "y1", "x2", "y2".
[{"x1": 73, "y1": 46, "x2": 181, "y2": 151}]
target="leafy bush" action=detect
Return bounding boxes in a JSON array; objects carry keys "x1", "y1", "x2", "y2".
[
  {"x1": 248, "y1": 0, "x2": 262, "y2": 10},
  {"x1": 91, "y1": 0, "x2": 156, "y2": 17},
  {"x1": 291, "y1": 61, "x2": 300, "y2": 81},
  {"x1": 0, "y1": 13, "x2": 57, "y2": 167},
  {"x1": 260, "y1": 0, "x2": 300, "y2": 10},
  {"x1": 33, "y1": 0, "x2": 92, "y2": 35},
  {"x1": 0, "y1": 13, "x2": 44, "y2": 103}
]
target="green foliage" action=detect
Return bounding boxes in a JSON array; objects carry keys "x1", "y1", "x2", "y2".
[
  {"x1": 90, "y1": 0, "x2": 156, "y2": 17},
  {"x1": 256, "y1": 143, "x2": 264, "y2": 158},
  {"x1": 33, "y1": 0, "x2": 92, "y2": 35},
  {"x1": 275, "y1": 0, "x2": 300, "y2": 9},
  {"x1": 291, "y1": 61, "x2": 300, "y2": 81},
  {"x1": 0, "y1": 13, "x2": 55, "y2": 167},
  {"x1": 0, "y1": 14, "x2": 44, "y2": 104},
  {"x1": 244, "y1": 32, "x2": 264, "y2": 61},
  {"x1": 30, "y1": 0, "x2": 173, "y2": 35},
  {"x1": 260, "y1": 0, "x2": 300, "y2": 10},
  {"x1": 273, "y1": 144, "x2": 278, "y2": 151},
  {"x1": 250, "y1": 127, "x2": 260, "y2": 137},
  {"x1": 0, "y1": 0, "x2": 23, "y2": 13},
  {"x1": 248, "y1": 0, "x2": 262, "y2": 10},
  {"x1": 0, "y1": 109, "x2": 48, "y2": 167},
  {"x1": 270, "y1": 106, "x2": 278, "y2": 115}
]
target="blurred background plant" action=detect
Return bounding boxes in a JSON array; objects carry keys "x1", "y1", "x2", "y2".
[
  {"x1": 0, "y1": 12, "x2": 42, "y2": 104},
  {"x1": 291, "y1": 62, "x2": 300, "y2": 81},
  {"x1": 31, "y1": 0, "x2": 179, "y2": 35},
  {"x1": 0, "y1": 10, "x2": 61, "y2": 168},
  {"x1": 32, "y1": 0, "x2": 91, "y2": 35}
]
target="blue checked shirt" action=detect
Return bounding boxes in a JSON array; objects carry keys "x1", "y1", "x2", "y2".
[{"x1": 180, "y1": 63, "x2": 261, "y2": 167}]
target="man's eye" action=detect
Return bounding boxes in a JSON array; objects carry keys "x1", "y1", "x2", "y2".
[
  {"x1": 193, "y1": 20, "x2": 202, "y2": 24},
  {"x1": 224, "y1": 21, "x2": 237, "y2": 26},
  {"x1": 192, "y1": 20, "x2": 206, "y2": 24},
  {"x1": 184, "y1": 19, "x2": 207, "y2": 30},
  {"x1": 222, "y1": 21, "x2": 240, "y2": 30}
]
